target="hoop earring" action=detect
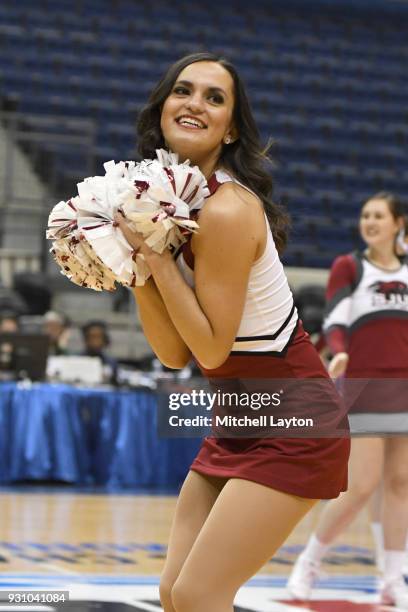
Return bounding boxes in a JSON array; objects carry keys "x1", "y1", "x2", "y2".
[{"x1": 224, "y1": 136, "x2": 232, "y2": 145}]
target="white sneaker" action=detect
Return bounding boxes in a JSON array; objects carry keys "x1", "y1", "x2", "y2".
[
  {"x1": 380, "y1": 576, "x2": 408, "y2": 608},
  {"x1": 287, "y1": 554, "x2": 321, "y2": 600}
]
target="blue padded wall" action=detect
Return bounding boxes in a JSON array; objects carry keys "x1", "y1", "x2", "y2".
[{"x1": 0, "y1": 0, "x2": 407, "y2": 266}]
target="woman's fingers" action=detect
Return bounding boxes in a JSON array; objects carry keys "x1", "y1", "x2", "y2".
[
  {"x1": 328, "y1": 352, "x2": 348, "y2": 378},
  {"x1": 114, "y1": 213, "x2": 143, "y2": 251}
]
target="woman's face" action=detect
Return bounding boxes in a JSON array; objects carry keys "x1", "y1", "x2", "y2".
[
  {"x1": 359, "y1": 198, "x2": 401, "y2": 248},
  {"x1": 160, "y1": 61, "x2": 236, "y2": 173}
]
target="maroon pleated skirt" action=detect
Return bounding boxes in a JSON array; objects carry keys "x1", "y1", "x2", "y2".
[{"x1": 191, "y1": 322, "x2": 350, "y2": 499}]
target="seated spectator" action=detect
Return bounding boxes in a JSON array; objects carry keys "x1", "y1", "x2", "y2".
[
  {"x1": 0, "y1": 311, "x2": 20, "y2": 333},
  {"x1": 43, "y1": 311, "x2": 71, "y2": 355},
  {"x1": 81, "y1": 320, "x2": 118, "y2": 384}
]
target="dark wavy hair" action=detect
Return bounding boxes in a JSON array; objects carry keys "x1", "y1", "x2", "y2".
[
  {"x1": 137, "y1": 52, "x2": 289, "y2": 253},
  {"x1": 363, "y1": 191, "x2": 405, "y2": 221}
]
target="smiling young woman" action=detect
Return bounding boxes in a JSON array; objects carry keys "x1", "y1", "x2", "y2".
[
  {"x1": 288, "y1": 192, "x2": 408, "y2": 608},
  {"x1": 116, "y1": 52, "x2": 350, "y2": 612},
  {"x1": 160, "y1": 62, "x2": 237, "y2": 176}
]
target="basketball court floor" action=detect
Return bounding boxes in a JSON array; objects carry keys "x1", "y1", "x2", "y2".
[{"x1": 0, "y1": 488, "x2": 405, "y2": 611}]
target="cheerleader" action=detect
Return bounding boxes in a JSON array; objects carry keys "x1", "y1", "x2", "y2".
[
  {"x1": 369, "y1": 215, "x2": 408, "y2": 575},
  {"x1": 116, "y1": 52, "x2": 350, "y2": 612},
  {"x1": 288, "y1": 193, "x2": 408, "y2": 608}
]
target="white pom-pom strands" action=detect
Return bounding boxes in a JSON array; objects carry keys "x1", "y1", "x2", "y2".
[{"x1": 46, "y1": 149, "x2": 209, "y2": 290}]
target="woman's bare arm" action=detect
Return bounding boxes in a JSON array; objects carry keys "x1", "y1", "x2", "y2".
[
  {"x1": 140, "y1": 183, "x2": 263, "y2": 369},
  {"x1": 132, "y1": 277, "x2": 192, "y2": 369}
]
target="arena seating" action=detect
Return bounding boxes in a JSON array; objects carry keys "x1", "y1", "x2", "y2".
[{"x1": 0, "y1": 0, "x2": 407, "y2": 266}]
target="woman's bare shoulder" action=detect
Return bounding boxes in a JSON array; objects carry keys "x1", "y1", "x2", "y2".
[
  {"x1": 192, "y1": 181, "x2": 264, "y2": 259},
  {"x1": 199, "y1": 181, "x2": 264, "y2": 226}
]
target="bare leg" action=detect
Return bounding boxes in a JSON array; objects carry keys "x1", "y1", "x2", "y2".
[
  {"x1": 287, "y1": 437, "x2": 385, "y2": 600},
  {"x1": 376, "y1": 437, "x2": 408, "y2": 606},
  {"x1": 369, "y1": 482, "x2": 383, "y2": 523},
  {"x1": 315, "y1": 437, "x2": 384, "y2": 544},
  {"x1": 159, "y1": 471, "x2": 226, "y2": 612},
  {"x1": 171, "y1": 478, "x2": 317, "y2": 612},
  {"x1": 368, "y1": 481, "x2": 385, "y2": 571},
  {"x1": 382, "y1": 437, "x2": 408, "y2": 551}
]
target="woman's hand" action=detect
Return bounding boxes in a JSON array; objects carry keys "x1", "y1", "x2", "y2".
[
  {"x1": 114, "y1": 213, "x2": 154, "y2": 259},
  {"x1": 328, "y1": 352, "x2": 349, "y2": 378},
  {"x1": 115, "y1": 211, "x2": 191, "y2": 368},
  {"x1": 114, "y1": 212, "x2": 174, "y2": 271}
]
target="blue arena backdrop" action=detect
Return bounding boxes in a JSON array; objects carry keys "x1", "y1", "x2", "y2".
[{"x1": 263, "y1": 0, "x2": 408, "y2": 15}]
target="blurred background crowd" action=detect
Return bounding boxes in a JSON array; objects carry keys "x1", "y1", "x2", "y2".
[{"x1": 0, "y1": 0, "x2": 407, "y2": 387}]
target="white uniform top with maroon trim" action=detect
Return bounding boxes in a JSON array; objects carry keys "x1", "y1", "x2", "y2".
[
  {"x1": 323, "y1": 251, "x2": 408, "y2": 375},
  {"x1": 176, "y1": 169, "x2": 298, "y2": 355}
]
